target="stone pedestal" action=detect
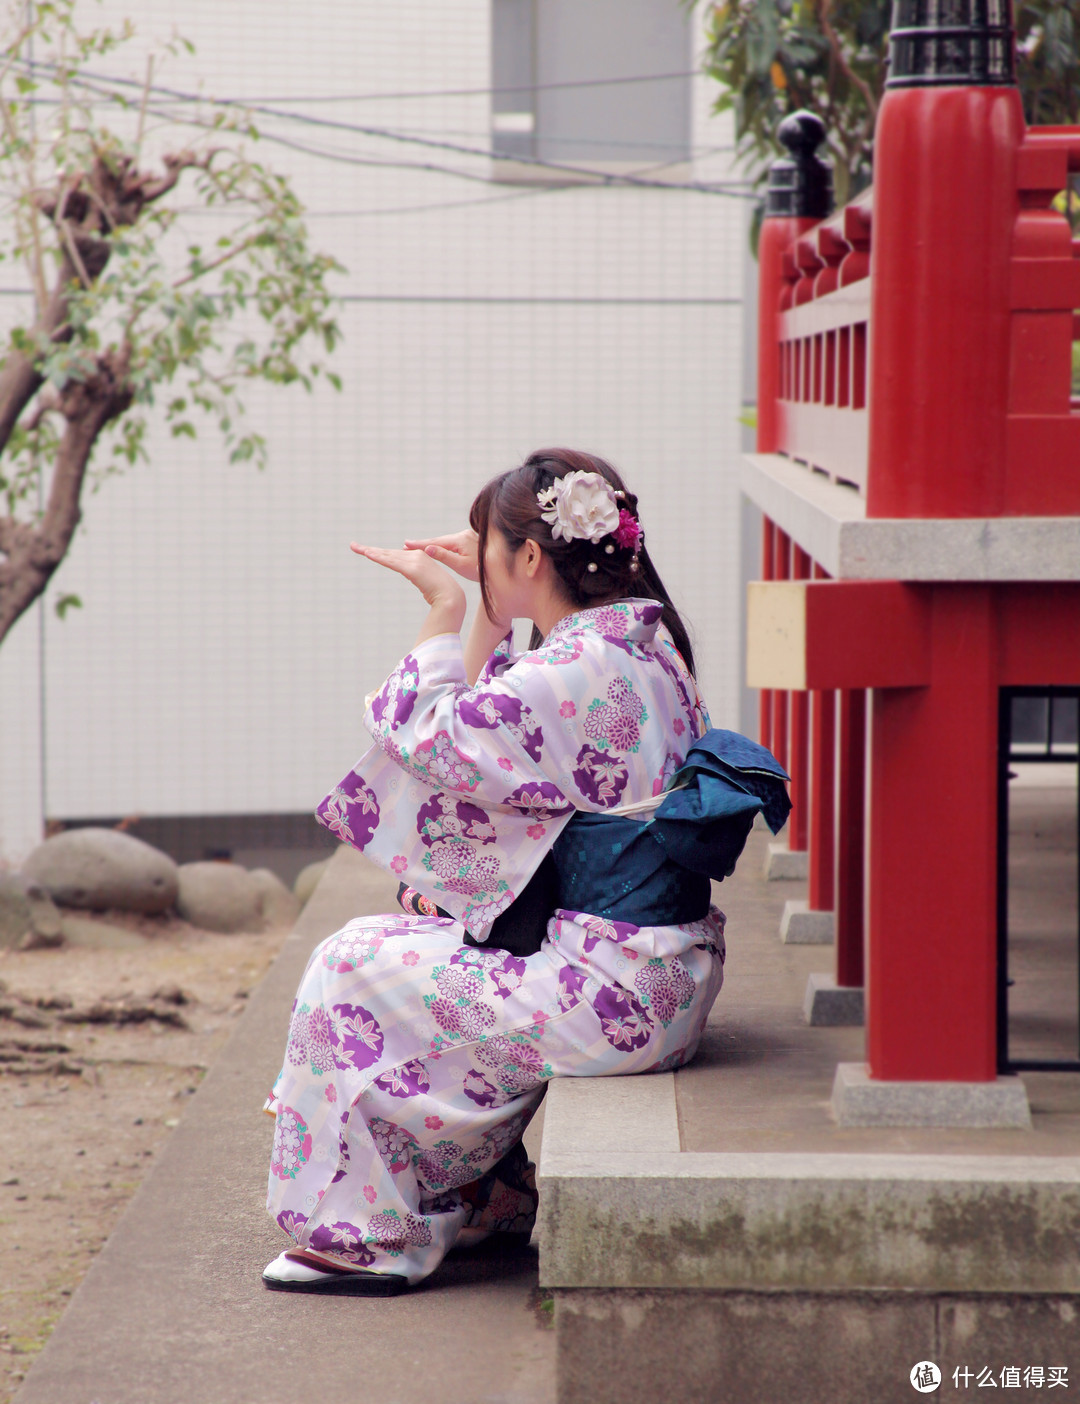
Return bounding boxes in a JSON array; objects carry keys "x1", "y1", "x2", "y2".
[
  {"x1": 803, "y1": 972, "x2": 863, "y2": 1025},
  {"x1": 780, "y1": 899, "x2": 834, "y2": 944},
  {"x1": 831, "y1": 1062, "x2": 1032, "y2": 1129},
  {"x1": 763, "y1": 842, "x2": 808, "y2": 881}
]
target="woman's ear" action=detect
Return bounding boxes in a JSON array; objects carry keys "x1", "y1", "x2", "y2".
[{"x1": 523, "y1": 539, "x2": 543, "y2": 578}]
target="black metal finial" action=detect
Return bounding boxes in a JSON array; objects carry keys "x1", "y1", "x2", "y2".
[
  {"x1": 887, "y1": 0, "x2": 1016, "y2": 88},
  {"x1": 764, "y1": 111, "x2": 834, "y2": 220}
]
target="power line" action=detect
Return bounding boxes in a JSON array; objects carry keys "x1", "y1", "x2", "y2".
[
  {"x1": 0, "y1": 290, "x2": 742, "y2": 306},
  {"x1": 17, "y1": 60, "x2": 754, "y2": 199},
  {"x1": 108, "y1": 70, "x2": 708, "y2": 107},
  {"x1": 298, "y1": 125, "x2": 736, "y2": 155},
  {"x1": 333, "y1": 294, "x2": 741, "y2": 305},
  {"x1": 301, "y1": 186, "x2": 556, "y2": 219}
]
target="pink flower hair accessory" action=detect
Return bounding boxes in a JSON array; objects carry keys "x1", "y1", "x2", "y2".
[{"x1": 613, "y1": 509, "x2": 643, "y2": 551}]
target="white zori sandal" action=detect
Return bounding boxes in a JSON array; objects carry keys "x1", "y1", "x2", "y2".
[{"x1": 262, "y1": 1251, "x2": 408, "y2": 1296}]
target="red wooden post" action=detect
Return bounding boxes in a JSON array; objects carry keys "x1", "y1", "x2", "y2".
[
  {"x1": 788, "y1": 546, "x2": 812, "y2": 851},
  {"x1": 771, "y1": 530, "x2": 791, "y2": 772},
  {"x1": 867, "y1": 588, "x2": 998, "y2": 1080},
  {"x1": 809, "y1": 690, "x2": 836, "y2": 915},
  {"x1": 757, "y1": 210, "x2": 821, "y2": 454},
  {"x1": 755, "y1": 114, "x2": 829, "y2": 764},
  {"x1": 835, "y1": 688, "x2": 865, "y2": 991},
  {"x1": 759, "y1": 518, "x2": 775, "y2": 749},
  {"x1": 868, "y1": 84, "x2": 1024, "y2": 518},
  {"x1": 809, "y1": 562, "x2": 835, "y2": 913}
]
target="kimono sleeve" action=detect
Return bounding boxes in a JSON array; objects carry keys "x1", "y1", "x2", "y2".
[
  {"x1": 363, "y1": 631, "x2": 575, "y2": 812},
  {"x1": 314, "y1": 632, "x2": 579, "y2": 937}
]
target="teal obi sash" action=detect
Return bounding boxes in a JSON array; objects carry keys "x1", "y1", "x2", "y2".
[{"x1": 550, "y1": 729, "x2": 791, "y2": 927}]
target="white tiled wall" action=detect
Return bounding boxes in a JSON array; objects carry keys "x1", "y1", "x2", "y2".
[{"x1": 0, "y1": 1, "x2": 748, "y2": 859}]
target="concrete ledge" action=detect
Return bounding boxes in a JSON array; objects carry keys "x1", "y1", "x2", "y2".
[
  {"x1": 742, "y1": 453, "x2": 1080, "y2": 581},
  {"x1": 780, "y1": 899, "x2": 834, "y2": 944},
  {"x1": 539, "y1": 1147, "x2": 1080, "y2": 1293},
  {"x1": 763, "y1": 842, "x2": 807, "y2": 881},
  {"x1": 803, "y1": 972, "x2": 864, "y2": 1026},
  {"x1": 832, "y1": 1062, "x2": 1032, "y2": 1129}
]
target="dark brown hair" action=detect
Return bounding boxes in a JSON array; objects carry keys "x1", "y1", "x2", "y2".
[{"x1": 469, "y1": 448, "x2": 696, "y2": 675}]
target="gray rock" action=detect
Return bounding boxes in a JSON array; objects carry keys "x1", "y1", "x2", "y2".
[
  {"x1": 26, "y1": 881, "x2": 63, "y2": 940},
  {"x1": 176, "y1": 862, "x2": 263, "y2": 934},
  {"x1": 0, "y1": 874, "x2": 33, "y2": 950},
  {"x1": 58, "y1": 916, "x2": 146, "y2": 950},
  {"x1": 293, "y1": 858, "x2": 329, "y2": 908},
  {"x1": 0, "y1": 874, "x2": 64, "y2": 950},
  {"x1": 22, "y1": 828, "x2": 179, "y2": 914},
  {"x1": 249, "y1": 868, "x2": 301, "y2": 931},
  {"x1": 19, "y1": 928, "x2": 65, "y2": 951}
]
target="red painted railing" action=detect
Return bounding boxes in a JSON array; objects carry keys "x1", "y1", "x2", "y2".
[{"x1": 751, "y1": 78, "x2": 1080, "y2": 1082}]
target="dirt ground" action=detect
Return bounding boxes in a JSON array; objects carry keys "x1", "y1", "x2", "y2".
[{"x1": 0, "y1": 911, "x2": 290, "y2": 1403}]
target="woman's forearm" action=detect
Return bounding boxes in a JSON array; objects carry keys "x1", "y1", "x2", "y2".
[
  {"x1": 464, "y1": 607, "x2": 511, "y2": 684},
  {"x1": 414, "y1": 594, "x2": 467, "y2": 647}
]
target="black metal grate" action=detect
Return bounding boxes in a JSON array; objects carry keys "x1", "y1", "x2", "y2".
[{"x1": 997, "y1": 687, "x2": 1080, "y2": 1073}]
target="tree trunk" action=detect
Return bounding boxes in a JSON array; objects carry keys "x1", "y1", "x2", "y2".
[
  {"x1": 0, "y1": 351, "x2": 131, "y2": 648},
  {"x1": 0, "y1": 256, "x2": 87, "y2": 458}
]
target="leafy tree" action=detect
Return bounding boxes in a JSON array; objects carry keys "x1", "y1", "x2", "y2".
[
  {"x1": 0, "y1": 1, "x2": 342, "y2": 650},
  {"x1": 703, "y1": 0, "x2": 1080, "y2": 206}
]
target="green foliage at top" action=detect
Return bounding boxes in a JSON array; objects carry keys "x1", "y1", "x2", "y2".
[{"x1": 702, "y1": 0, "x2": 1080, "y2": 206}]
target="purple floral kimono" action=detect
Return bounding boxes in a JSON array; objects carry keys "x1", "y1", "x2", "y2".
[{"x1": 266, "y1": 599, "x2": 726, "y2": 1284}]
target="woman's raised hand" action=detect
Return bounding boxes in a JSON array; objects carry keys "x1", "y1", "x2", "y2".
[
  {"x1": 349, "y1": 543, "x2": 467, "y2": 617},
  {"x1": 402, "y1": 528, "x2": 480, "y2": 583}
]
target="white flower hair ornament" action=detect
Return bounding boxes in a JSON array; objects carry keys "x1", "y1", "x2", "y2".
[{"x1": 537, "y1": 471, "x2": 621, "y2": 543}]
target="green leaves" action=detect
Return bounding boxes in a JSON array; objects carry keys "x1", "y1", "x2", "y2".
[
  {"x1": 703, "y1": 0, "x2": 888, "y2": 206},
  {"x1": 54, "y1": 593, "x2": 82, "y2": 619},
  {"x1": 1017, "y1": 0, "x2": 1080, "y2": 126},
  {"x1": 704, "y1": 0, "x2": 1080, "y2": 208}
]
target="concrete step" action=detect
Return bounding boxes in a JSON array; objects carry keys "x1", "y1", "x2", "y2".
[
  {"x1": 537, "y1": 820, "x2": 1080, "y2": 1404},
  {"x1": 538, "y1": 1071, "x2": 1080, "y2": 1404}
]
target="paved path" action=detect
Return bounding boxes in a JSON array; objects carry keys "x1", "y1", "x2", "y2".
[{"x1": 15, "y1": 848, "x2": 554, "y2": 1404}]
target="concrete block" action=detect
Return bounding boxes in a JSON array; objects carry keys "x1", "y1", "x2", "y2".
[
  {"x1": 781, "y1": 899, "x2": 834, "y2": 944},
  {"x1": 832, "y1": 1062, "x2": 1032, "y2": 1129},
  {"x1": 937, "y1": 1295, "x2": 1080, "y2": 1368},
  {"x1": 538, "y1": 1148, "x2": 1080, "y2": 1293},
  {"x1": 763, "y1": 841, "x2": 808, "y2": 881},
  {"x1": 804, "y1": 972, "x2": 864, "y2": 1026},
  {"x1": 555, "y1": 1288, "x2": 937, "y2": 1404},
  {"x1": 542, "y1": 1075, "x2": 679, "y2": 1156},
  {"x1": 555, "y1": 1287, "x2": 1080, "y2": 1404}
]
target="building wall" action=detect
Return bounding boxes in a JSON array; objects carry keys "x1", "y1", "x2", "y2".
[{"x1": 0, "y1": 0, "x2": 749, "y2": 864}]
